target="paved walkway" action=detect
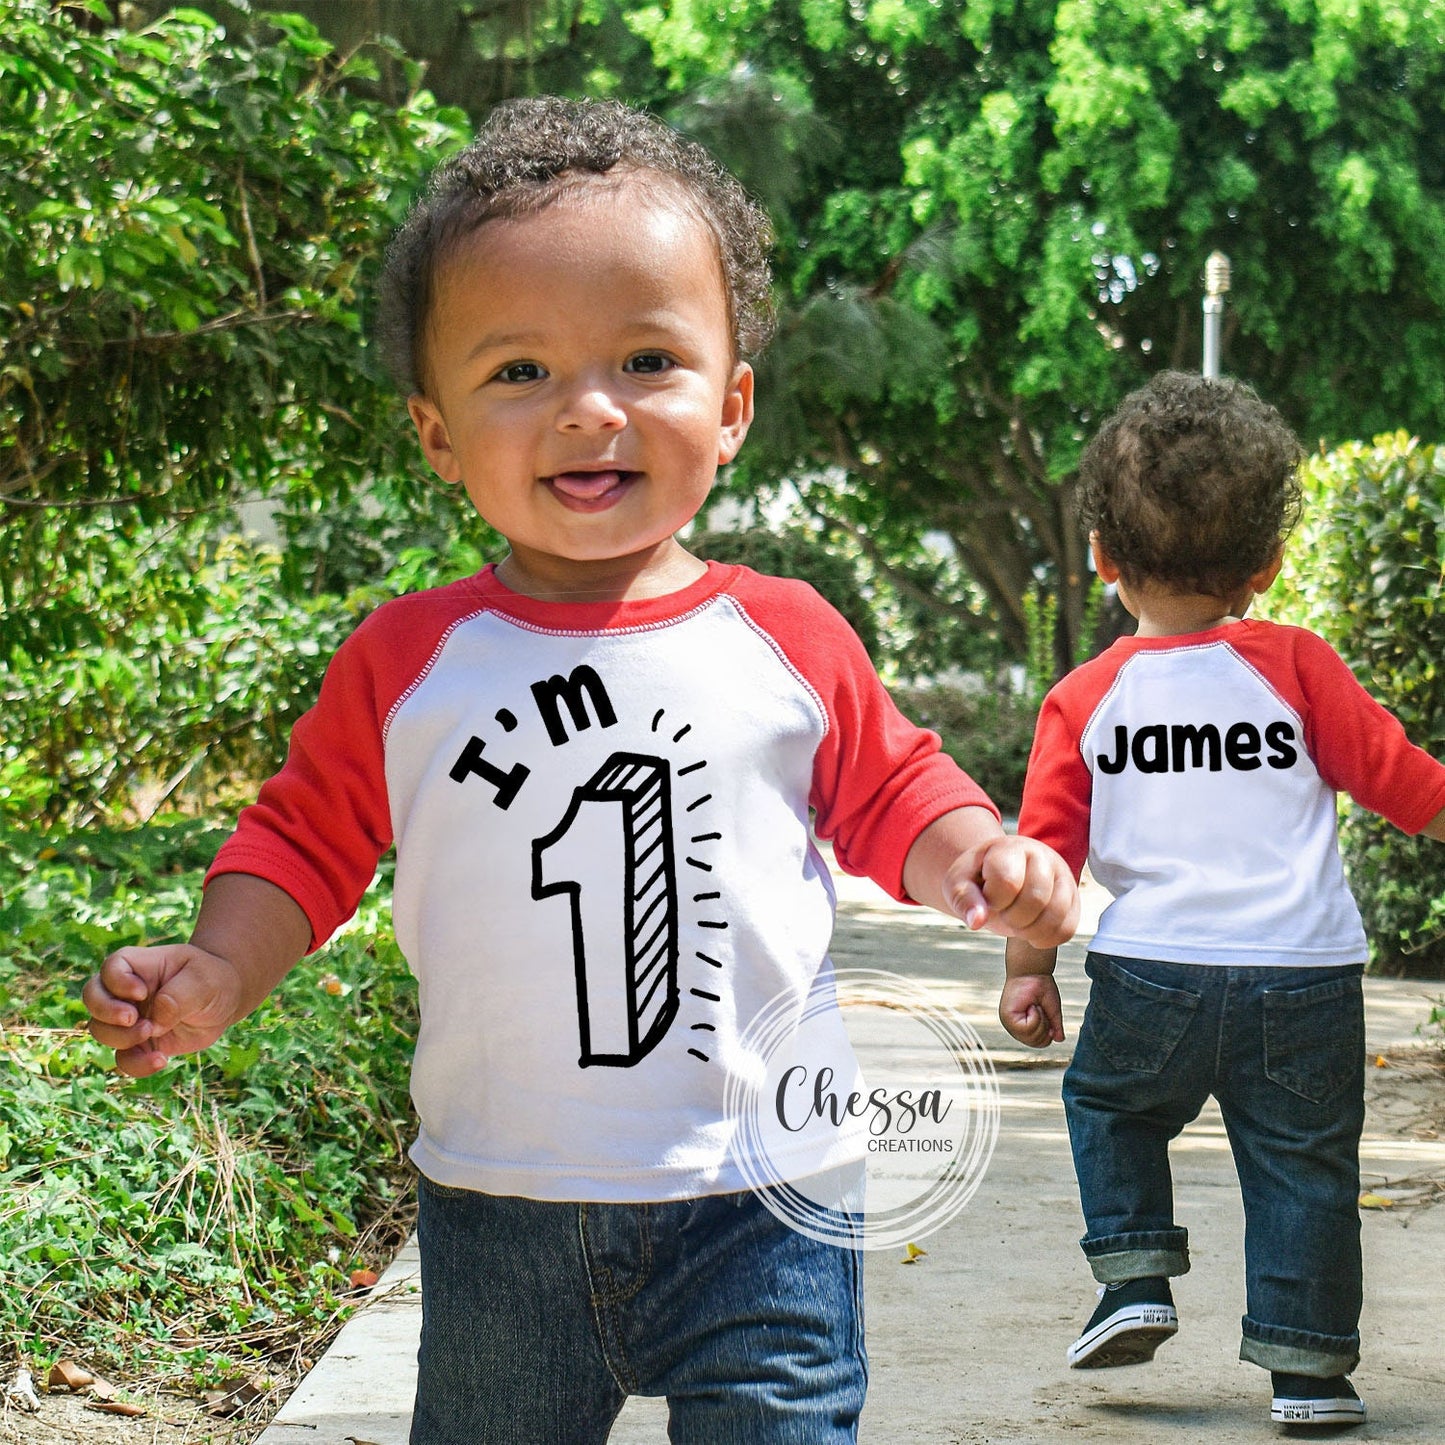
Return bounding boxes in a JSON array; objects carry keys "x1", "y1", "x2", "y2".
[{"x1": 258, "y1": 867, "x2": 1445, "y2": 1444}]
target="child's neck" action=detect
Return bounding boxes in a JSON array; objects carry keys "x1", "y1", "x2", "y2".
[
  {"x1": 1126, "y1": 581, "x2": 1253, "y2": 638},
  {"x1": 494, "y1": 540, "x2": 709, "y2": 604}
]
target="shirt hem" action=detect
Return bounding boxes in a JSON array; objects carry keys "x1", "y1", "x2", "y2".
[
  {"x1": 1089, "y1": 934, "x2": 1369, "y2": 968},
  {"x1": 409, "y1": 1133, "x2": 867, "y2": 1204}
]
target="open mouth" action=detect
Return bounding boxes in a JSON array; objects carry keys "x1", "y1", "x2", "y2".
[{"x1": 546, "y1": 469, "x2": 637, "y2": 508}]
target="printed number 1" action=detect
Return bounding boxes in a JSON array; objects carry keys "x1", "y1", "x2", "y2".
[{"x1": 532, "y1": 753, "x2": 679, "y2": 1067}]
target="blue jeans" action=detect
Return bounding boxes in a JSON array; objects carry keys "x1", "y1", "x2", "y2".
[
  {"x1": 409, "y1": 1177, "x2": 867, "y2": 1444},
  {"x1": 1063, "y1": 953, "x2": 1365, "y2": 1377}
]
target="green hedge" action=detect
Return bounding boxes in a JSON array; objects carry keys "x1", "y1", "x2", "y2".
[
  {"x1": 1272, "y1": 434, "x2": 1445, "y2": 977},
  {"x1": 888, "y1": 683, "x2": 1036, "y2": 819}
]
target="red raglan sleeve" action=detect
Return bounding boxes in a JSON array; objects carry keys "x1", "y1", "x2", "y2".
[
  {"x1": 1015, "y1": 687, "x2": 1093, "y2": 880},
  {"x1": 1288, "y1": 629, "x2": 1445, "y2": 834},
  {"x1": 203, "y1": 616, "x2": 396, "y2": 952},
  {"x1": 732, "y1": 574, "x2": 997, "y2": 900}
]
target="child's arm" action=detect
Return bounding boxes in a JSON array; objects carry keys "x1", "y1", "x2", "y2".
[
  {"x1": 1424, "y1": 807, "x2": 1445, "y2": 842},
  {"x1": 83, "y1": 874, "x2": 310, "y2": 1078},
  {"x1": 901, "y1": 805, "x2": 1078, "y2": 949},
  {"x1": 1000, "y1": 937, "x2": 1065, "y2": 1047}
]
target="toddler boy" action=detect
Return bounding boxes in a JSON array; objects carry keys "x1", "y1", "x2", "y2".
[
  {"x1": 1002, "y1": 370, "x2": 1445, "y2": 1427},
  {"x1": 86, "y1": 97, "x2": 1076, "y2": 1443}
]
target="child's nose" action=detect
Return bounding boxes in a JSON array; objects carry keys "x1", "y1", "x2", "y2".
[{"x1": 555, "y1": 378, "x2": 627, "y2": 431}]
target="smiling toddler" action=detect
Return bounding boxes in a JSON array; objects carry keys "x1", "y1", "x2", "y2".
[{"x1": 84, "y1": 97, "x2": 1077, "y2": 1443}]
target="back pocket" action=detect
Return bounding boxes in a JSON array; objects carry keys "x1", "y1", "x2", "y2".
[
  {"x1": 1263, "y1": 972, "x2": 1364, "y2": 1104},
  {"x1": 1084, "y1": 955, "x2": 1201, "y2": 1075}
]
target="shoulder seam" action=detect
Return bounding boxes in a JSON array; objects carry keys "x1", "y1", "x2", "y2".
[
  {"x1": 724, "y1": 593, "x2": 831, "y2": 739},
  {"x1": 381, "y1": 605, "x2": 493, "y2": 741}
]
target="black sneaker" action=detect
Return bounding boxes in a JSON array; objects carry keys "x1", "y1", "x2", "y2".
[
  {"x1": 1067, "y1": 1276, "x2": 1178, "y2": 1368},
  {"x1": 1270, "y1": 1372, "x2": 1366, "y2": 1426}
]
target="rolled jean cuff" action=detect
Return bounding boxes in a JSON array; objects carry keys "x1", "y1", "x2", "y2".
[
  {"x1": 1081, "y1": 1230, "x2": 1189, "y2": 1284},
  {"x1": 1239, "y1": 1316, "x2": 1360, "y2": 1377}
]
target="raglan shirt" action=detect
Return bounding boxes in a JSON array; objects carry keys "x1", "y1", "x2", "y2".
[
  {"x1": 206, "y1": 562, "x2": 994, "y2": 1201},
  {"x1": 1018, "y1": 619, "x2": 1445, "y2": 968}
]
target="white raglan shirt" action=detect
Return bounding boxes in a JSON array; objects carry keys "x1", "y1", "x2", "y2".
[
  {"x1": 208, "y1": 563, "x2": 993, "y2": 1200},
  {"x1": 1019, "y1": 620, "x2": 1445, "y2": 968}
]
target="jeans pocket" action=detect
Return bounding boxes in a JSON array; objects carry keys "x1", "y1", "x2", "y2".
[
  {"x1": 1085, "y1": 955, "x2": 1201, "y2": 1075},
  {"x1": 1263, "y1": 973, "x2": 1365, "y2": 1104}
]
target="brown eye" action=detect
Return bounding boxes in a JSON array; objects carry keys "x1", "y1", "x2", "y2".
[
  {"x1": 625, "y1": 352, "x2": 673, "y2": 375},
  {"x1": 496, "y1": 361, "x2": 545, "y2": 383}
]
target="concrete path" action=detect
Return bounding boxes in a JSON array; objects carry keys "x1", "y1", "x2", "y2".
[{"x1": 257, "y1": 867, "x2": 1445, "y2": 1444}]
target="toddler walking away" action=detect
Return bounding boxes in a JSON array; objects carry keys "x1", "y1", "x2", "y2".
[
  {"x1": 84, "y1": 97, "x2": 1076, "y2": 1444},
  {"x1": 1001, "y1": 371, "x2": 1445, "y2": 1429}
]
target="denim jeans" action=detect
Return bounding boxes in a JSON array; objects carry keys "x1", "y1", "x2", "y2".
[
  {"x1": 409, "y1": 1176, "x2": 867, "y2": 1444},
  {"x1": 1062, "y1": 953, "x2": 1365, "y2": 1377}
]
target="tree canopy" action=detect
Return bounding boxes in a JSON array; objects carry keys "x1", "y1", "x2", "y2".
[
  {"x1": 625, "y1": 0, "x2": 1445, "y2": 662},
  {"x1": 205, "y1": 0, "x2": 1445, "y2": 665}
]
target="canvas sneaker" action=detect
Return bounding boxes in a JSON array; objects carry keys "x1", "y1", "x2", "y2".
[
  {"x1": 1270, "y1": 1373, "x2": 1366, "y2": 1426},
  {"x1": 1067, "y1": 1276, "x2": 1179, "y2": 1368}
]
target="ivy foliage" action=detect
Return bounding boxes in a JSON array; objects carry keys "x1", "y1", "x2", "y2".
[{"x1": 1273, "y1": 434, "x2": 1445, "y2": 976}]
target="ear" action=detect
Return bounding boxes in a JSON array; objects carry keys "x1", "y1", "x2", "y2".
[
  {"x1": 1248, "y1": 544, "x2": 1285, "y2": 596},
  {"x1": 717, "y1": 363, "x2": 755, "y2": 465},
  {"x1": 1089, "y1": 532, "x2": 1122, "y2": 585},
  {"x1": 407, "y1": 393, "x2": 463, "y2": 485}
]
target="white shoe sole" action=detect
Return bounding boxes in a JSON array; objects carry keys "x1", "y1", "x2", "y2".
[
  {"x1": 1067, "y1": 1302, "x2": 1178, "y2": 1368},
  {"x1": 1270, "y1": 1396, "x2": 1366, "y2": 1425}
]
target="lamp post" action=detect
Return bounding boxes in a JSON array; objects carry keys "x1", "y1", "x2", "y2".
[{"x1": 1202, "y1": 250, "x2": 1230, "y2": 378}]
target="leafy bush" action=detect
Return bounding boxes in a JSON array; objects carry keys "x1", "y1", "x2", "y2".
[
  {"x1": 888, "y1": 683, "x2": 1037, "y2": 818},
  {"x1": 0, "y1": 823, "x2": 417, "y2": 1386},
  {"x1": 1272, "y1": 433, "x2": 1445, "y2": 976},
  {"x1": 0, "y1": 0, "x2": 475, "y2": 824}
]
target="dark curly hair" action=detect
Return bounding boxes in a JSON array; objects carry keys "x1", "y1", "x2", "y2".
[
  {"x1": 374, "y1": 96, "x2": 775, "y2": 396},
  {"x1": 1078, "y1": 371, "x2": 1304, "y2": 597}
]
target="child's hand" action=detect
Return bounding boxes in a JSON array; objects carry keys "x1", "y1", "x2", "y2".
[
  {"x1": 1000, "y1": 973, "x2": 1065, "y2": 1047},
  {"x1": 942, "y1": 834, "x2": 1079, "y2": 948},
  {"x1": 83, "y1": 945, "x2": 245, "y2": 1078}
]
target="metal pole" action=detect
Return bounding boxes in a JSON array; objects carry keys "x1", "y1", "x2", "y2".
[{"x1": 1202, "y1": 250, "x2": 1230, "y2": 378}]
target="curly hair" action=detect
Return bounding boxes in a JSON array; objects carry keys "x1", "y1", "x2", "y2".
[
  {"x1": 374, "y1": 96, "x2": 775, "y2": 396},
  {"x1": 1077, "y1": 371, "x2": 1304, "y2": 597}
]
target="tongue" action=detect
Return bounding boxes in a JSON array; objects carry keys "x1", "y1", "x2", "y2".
[{"x1": 551, "y1": 471, "x2": 624, "y2": 500}]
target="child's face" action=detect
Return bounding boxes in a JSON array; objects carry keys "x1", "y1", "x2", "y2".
[{"x1": 407, "y1": 179, "x2": 754, "y2": 599}]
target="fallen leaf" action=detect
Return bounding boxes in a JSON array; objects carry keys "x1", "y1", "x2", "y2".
[
  {"x1": 901, "y1": 1242, "x2": 928, "y2": 1264},
  {"x1": 87, "y1": 1401, "x2": 146, "y2": 1417},
  {"x1": 88, "y1": 1374, "x2": 117, "y2": 1401},
  {"x1": 349, "y1": 1268, "x2": 380, "y2": 1290},
  {"x1": 1374, "y1": 1055, "x2": 1388, "y2": 1068},
  {"x1": 1358, "y1": 1191, "x2": 1396, "y2": 1209},
  {"x1": 204, "y1": 1375, "x2": 265, "y2": 1417},
  {"x1": 49, "y1": 1360, "x2": 95, "y2": 1391},
  {"x1": 345, "y1": 1438, "x2": 383, "y2": 1445}
]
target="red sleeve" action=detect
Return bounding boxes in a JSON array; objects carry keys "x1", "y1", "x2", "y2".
[
  {"x1": 1271, "y1": 628, "x2": 1445, "y2": 834},
  {"x1": 1016, "y1": 687, "x2": 1093, "y2": 879},
  {"x1": 729, "y1": 573, "x2": 997, "y2": 899},
  {"x1": 204, "y1": 582, "x2": 485, "y2": 950}
]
